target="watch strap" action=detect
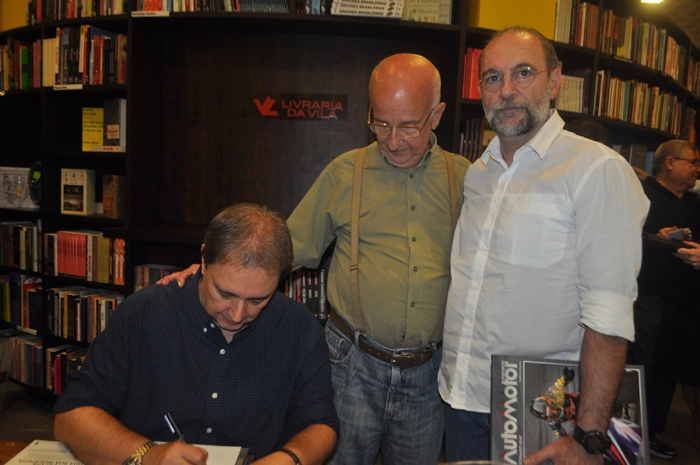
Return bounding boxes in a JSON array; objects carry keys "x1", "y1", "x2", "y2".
[{"x1": 123, "y1": 440, "x2": 156, "y2": 465}]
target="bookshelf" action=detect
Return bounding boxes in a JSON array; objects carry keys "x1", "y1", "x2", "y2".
[{"x1": 1, "y1": 0, "x2": 700, "y2": 399}]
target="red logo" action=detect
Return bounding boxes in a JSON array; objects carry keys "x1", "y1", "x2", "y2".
[
  {"x1": 254, "y1": 96, "x2": 278, "y2": 116},
  {"x1": 254, "y1": 94, "x2": 347, "y2": 120}
]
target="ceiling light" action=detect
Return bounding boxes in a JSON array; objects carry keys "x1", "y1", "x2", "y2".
[{"x1": 641, "y1": 0, "x2": 664, "y2": 3}]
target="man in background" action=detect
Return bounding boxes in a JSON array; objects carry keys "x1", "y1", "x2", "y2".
[
  {"x1": 54, "y1": 204, "x2": 339, "y2": 465},
  {"x1": 631, "y1": 139, "x2": 700, "y2": 459},
  {"x1": 439, "y1": 27, "x2": 649, "y2": 464}
]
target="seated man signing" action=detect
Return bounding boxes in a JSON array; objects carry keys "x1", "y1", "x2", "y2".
[{"x1": 53, "y1": 203, "x2": 339, "y2": 465}]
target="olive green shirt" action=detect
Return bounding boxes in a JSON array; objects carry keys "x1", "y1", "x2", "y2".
[{"x1": 287, "y1": 137, "x2": 470, "y2": 349}]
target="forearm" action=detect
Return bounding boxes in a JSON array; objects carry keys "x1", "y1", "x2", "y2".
[
  {"x1": 54, "y1": 407, "x2": 152, "y2": 465},
  {"x1": 576, "y1": 328, "x2": 628, "y2": 431},
  {"x1": 256, "y1": 424, "x2": 337, "y2": 465}
]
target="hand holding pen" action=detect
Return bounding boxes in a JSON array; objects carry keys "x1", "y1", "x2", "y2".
[{"x1": 164, "y1": 412, "x2": 186, "y2": 442}]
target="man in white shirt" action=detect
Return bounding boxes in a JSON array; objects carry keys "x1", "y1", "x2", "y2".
[{"x1": 438, "y1": 27, "x2": 649, "y2": 465}]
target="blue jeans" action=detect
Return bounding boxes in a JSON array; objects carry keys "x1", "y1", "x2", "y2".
[
  {"x1": 444, "y1": 406, "x2": 490, "y2": 461},
  {"x1": 325, "y1": 320, "x2": 444, "y2": 465}
]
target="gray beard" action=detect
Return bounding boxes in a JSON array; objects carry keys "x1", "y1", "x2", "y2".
[{"x1": 485, "y1": 94, "x2": 550, "y2": 138}]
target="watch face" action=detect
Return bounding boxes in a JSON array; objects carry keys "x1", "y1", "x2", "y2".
[{"x1": 586, "y1": 434, "x2": 609, "y2": 450}]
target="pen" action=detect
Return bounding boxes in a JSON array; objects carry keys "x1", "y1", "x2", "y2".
[{"x1": 164, "y1": 412, "x2": 186, "y2": 442}]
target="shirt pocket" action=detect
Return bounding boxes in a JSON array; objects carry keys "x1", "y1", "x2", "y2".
[{"x1": 495, "y1": 194, "x2": 573, "y2": 268}]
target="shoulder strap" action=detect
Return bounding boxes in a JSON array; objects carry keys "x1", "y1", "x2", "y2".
[
  {"x1": 427, "y1": 150, "x2": 459, "y2": 344},
  {"x1": 350, "y1": 146, "x2": 368, "y2": 332},
  {"x1": 350, "y1": 147, "x2": 458, "y2": 342}
]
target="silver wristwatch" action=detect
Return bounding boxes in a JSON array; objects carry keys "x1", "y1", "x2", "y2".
[{"x1": 123, "y1": 441, "x2": 156, "y2": 465}]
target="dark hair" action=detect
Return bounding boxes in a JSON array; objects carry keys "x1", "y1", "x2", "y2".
[
  {"x1": 653, "y1": 139, "x2": 699, "y2": 176},
  {"x1": 202, "y1": 203, "x2": 293, "y2": 277},
  {"x1": 480, "y1": 26, "x2": 559, "y2": 77},
  {"x1": 564, "y1": 119, "x2": 608, "y2": 144}
]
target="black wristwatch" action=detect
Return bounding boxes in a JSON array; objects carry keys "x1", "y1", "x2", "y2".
[{"x1": 573, "y1": 425, "x2": 612, "y2": 454}]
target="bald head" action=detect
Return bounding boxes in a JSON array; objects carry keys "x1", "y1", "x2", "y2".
[{"x1": 369, "y1": 53, "x2": 441, "y2": 109}]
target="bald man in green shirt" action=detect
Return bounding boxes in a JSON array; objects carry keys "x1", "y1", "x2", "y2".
[{"x1": 289, "y1": 54, "x2": 469, "y2": 465}]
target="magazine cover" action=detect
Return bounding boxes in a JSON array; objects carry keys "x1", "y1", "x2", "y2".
[{"x1": 491, "y1": 355, "x2": 649, "y2": 465}]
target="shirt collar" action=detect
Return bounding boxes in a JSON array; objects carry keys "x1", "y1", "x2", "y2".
[
  {"x1": 480, "y1": 109, "x2": 564, "y2": 166},
  {"x1": 376, "y1": 132, "x2": 438, "y2": 170}
]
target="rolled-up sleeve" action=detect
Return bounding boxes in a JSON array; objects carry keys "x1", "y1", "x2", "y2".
[{"x1": 574, "y1": 157, "x2": 649, "y2": 341}]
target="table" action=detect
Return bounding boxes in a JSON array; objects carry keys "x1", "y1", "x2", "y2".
[{"x1": 0, "y1": 441, "x2": 29, "y2": 465}]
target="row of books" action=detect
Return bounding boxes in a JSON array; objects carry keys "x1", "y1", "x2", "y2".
[
  {"x1": 134, "y1": 263, "x2": 182, "y2": 291},
  {"x1": 612, "y1": 143, "x2": 652, "y2": 175},
  {"x1": 55, "y1": 26, "x2": 127, "y2": 86},
  {"x1": 283, "y1": 268, "x2": 328, "y2": 321},
  {"x1": 553, "y1": 0, "x2": 599, "y2": 50},
  {"x1": 0, "y1": 329, "x2": 44, "y2": 388},
  {"x1": 27, "y1": 0, "x2": 127, "y2": 24},
  {"x1": 46, "y1": 343, "x2": 88, "y2": 395},
  {"x1": 1, "y1": 221, "x2": 42, "y2": 273},
  {"x1": 0, "y1": 39, "x2": 41, "y2": 91},
  {"x1": 329, "y1": 0, "x2": 403, "y2": 18},
  {"x1": 0, "y1": 273, "x2": 42, "y2": 332},
  {"x1": 598, "y1": 8, "x2": 687, "y2": 84},
  {"x1": 61, "y1": 169, "x2": 126, "y2": 218},
  {"x1": 48, "y1": 285, "x2": 124, "y2": 342},
  {"x1": 458, "y1": 117, "x2": 485, "y2": 163},
  {"x1": 554, "y1": 69, "x2": 590, "y2": 114},
  {"x1": 44, "y1": 230, "x2": 126, "y2": 285},
  {"x1": 592, "y1": 69, "x2": 685, "y2": 136},
  {"x1": 82, "y1": 100, "x2": 128, "y2": 152},
  {"x1": 134, "y1": 0, "x2": 288, "y2": 12},
  {"x1": 554, "y1": 0, "x2": 692, "y2": 91},
  {"x1": 461, "y1": 47, "x2": 481, "y2": 100}
]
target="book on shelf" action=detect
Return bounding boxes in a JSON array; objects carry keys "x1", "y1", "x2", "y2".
[
  {"x1": 491, "y1": 355, "x2": 649, "y2": 464},
  {"x1": 1, "y1": 220, "x2": 41, "y2": 272},
  {"x1": 0, "y1": 166, "x2": 39, "y2": 210},
  {"x1": 401, "y1": 0, "x2": 450, "y2": 25},
  {"x1": 330, "y1": 0, "x2": 403, "y2": 18},
  {"x1": 134, "y1": 263, "x2": 182, "y2": 291},
  {"x1": 462, "y1": 48, "x2": 482, "y2": 100},
  {"x1": 61, "y1": 168, "x2": 96, "y2": 216},
  {"x1": 104, "y1": 99, "x2": 127, "y2": 148},
  {"x1": 82, "y1": 108, "x2": 104, "y2": 151},
  {"x1": 102, "y1": 174, "x2": 126, "y2": 219}
]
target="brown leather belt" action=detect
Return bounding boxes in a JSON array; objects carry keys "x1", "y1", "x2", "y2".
[{"x1": 329, "y1": 310, "x2": 441, "y2": 369}]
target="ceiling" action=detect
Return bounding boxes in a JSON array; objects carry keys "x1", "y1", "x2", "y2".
[{"x1": 655, "y1": 0, "x2": 700, "y2": 49}]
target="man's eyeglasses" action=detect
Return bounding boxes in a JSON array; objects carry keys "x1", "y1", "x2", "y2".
[
  {"x1": 672, "y1": 157, "x2": 700, "y2": 167},
  {"x1": 479, "y1": 66, "x2": 546, "y2": 93},
  {"x1": 367, "y1": 104, "x2": 436, "y2": 139}
]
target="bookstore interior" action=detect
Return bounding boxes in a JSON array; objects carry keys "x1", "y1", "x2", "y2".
[{"x1": 1, "y1": 0, "x2": 700, "y2": 462}]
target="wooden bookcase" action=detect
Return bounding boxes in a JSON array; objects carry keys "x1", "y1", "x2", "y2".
[{"x1": 1, "y1": 0, "x2": 699, "y2": 397}]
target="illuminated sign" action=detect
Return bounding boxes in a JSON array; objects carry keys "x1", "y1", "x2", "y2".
[{"x1": 254, "y1": 94, "x2": 347, "y2": 120}]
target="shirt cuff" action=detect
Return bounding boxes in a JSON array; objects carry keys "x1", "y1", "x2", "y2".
[{"x1": 579, "y1": 290, "x2": 635, "y2": 342}]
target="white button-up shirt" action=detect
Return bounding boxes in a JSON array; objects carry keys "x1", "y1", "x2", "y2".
[{"x1": 439, "y1": 111, "x2": 649, "y2": 413}]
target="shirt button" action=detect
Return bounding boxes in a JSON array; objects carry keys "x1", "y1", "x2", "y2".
[
  {"x1": 411, "y1": 205, "x2": 416, "y2": 210},
  {"x1": 220, "y1": 349, "x2": 225, "y2": 355},
  {"x1": 206, "y1": 428, "x2": 212, "y2": 434},
  {"x1": 412, "y1": 237, "x2": 416, "y2": 242},
  {"x1": 212, "y1": 392, "x2": 218, "y2": 399},
  {"x1": 409, "y1": 173, "x2": 414, "y2": 178},
  {"x1": 413, "y1": 266, "x2": 418, "y2": 272},
  {"x1": 410, "y1": 301, "x2": 416, "y2": 307},
  {"x1": 203, "y1": 327, "x2": 208, "y2": 333},
  {"x1": 210, "y1": 323, "x2": 216, "y2": 328}
]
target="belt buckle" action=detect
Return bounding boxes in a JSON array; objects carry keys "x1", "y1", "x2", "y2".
[{"x1": 391, "y1": 350, "x2": 419, "y2": 365}]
